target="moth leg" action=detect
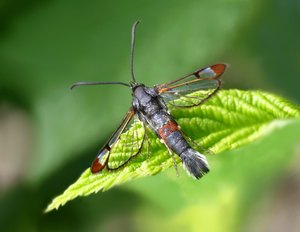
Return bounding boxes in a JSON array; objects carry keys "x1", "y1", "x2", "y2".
[
  {"x1": 171, "y1": 153, "x2": 179, "y2": 177},
  {"x1": 143, "y1": 123, "x2": 150, "y2": 159},
  {"x1": 137, "y1": 113, "x2": 152, "y2": 159},
  {"x1": 161, "y1": 139, "x2": 179, "y2": 177}
]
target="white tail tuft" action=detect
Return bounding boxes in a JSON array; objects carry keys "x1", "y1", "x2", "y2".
[{"x1": 180, "y1": 148, "x2": 209, "y2": 179}]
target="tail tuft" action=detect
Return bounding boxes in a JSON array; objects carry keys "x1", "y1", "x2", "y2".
[{"x1": 180, "y1": 148, "x2": 209, "y2": 179}]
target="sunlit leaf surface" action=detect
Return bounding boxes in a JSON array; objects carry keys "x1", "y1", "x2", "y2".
[{"x1": 45, "y1": 89, "x2": 300, "y2": 212}]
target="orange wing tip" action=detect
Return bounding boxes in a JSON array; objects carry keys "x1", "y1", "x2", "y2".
[
  {"x1": 210, "y1": 63, "x2": 227, "y2": 77},
  {"x1": 91, "y1": 157, "x2": 105, "y2": 173}
]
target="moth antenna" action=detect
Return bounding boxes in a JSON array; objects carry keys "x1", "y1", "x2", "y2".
[
  {"x1": 70, "y1": 81, "x2": 130, "y2": 90},
  {"x1": 130, "y1": 20, "x2": 140, "y2": 83}
]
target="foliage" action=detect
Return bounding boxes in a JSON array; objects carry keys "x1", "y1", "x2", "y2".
[{"x1": 45, "y1": 89, "x2": 300, "y2": 212}]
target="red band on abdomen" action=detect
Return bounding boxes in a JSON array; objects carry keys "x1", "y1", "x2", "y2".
[{"x1": 158, "y1": 121, "x2": 178, "y2": 140}]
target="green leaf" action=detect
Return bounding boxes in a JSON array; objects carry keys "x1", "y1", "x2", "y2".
[{"x1": 45, "y1": 89, "x2": 300, "y2": 212}]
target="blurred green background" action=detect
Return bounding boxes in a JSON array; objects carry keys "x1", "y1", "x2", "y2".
[{"x1": 0, "y1": 0, "x2": 300, "y2": 231}]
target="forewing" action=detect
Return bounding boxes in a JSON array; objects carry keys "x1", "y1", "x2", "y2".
[
  {"x1": 107, "y1": 117, "x2": 146, "y2": 170},
  {"x1": 91, "y1": 108, "x2": 146, "y2": 173},
  {"x1": 156, "y1": 64, "x2": 226, "y2": 107}
]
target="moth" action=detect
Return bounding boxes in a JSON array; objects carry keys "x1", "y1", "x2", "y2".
[{"x1": 71, "y1": 21, "x2": 226, "y2": 179}]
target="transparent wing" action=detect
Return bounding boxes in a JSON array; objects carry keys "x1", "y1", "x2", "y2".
[
  {"x1": 91, "y1": 108, "x2": 146, "y2": 173},
  {"x1": 156, "y1": 64, "x2": 226, "y2": 107},
  {"x1": 180, "y1": 129, "x2": 214, "y2": 156}
]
